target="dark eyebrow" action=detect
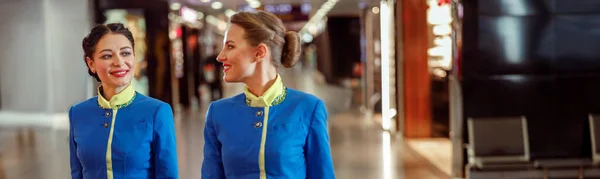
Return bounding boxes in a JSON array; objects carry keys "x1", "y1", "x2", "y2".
[
  {"x1": 99, "y1": 49, "x2": 112, "y2": 53},
  {"x1": 99, "y1": 47, "x2": 131, "y2": 53}
]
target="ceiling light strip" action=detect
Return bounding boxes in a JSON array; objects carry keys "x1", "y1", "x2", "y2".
[
  {"x1": 299, "y1": 0, "x2": 339, "y2": 41},
  {"x1": 245, "y1": 0, "x2": 262, "y2": 9}
]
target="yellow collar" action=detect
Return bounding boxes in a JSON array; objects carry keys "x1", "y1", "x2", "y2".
[
  {"x1": 97, "y1": 84, "x2": 136, "y2": 109},
  {"x1": 244, "y1": 75, "x2": 285, "y2": 107}
]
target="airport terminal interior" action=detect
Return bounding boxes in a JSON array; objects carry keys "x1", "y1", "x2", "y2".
[{"x1": 2, "y1": 0, "x2": 600, "y2": 178}]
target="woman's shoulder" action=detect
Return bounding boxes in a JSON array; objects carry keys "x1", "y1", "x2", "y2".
[
  {"x1": 285, "y1": 88, "x2": 322, "y2": 104},
  {"x1": 70, "y1": 93, "x2": 171, "y2": 114},
  {"x1": 209, "y1": 93, "x2": 245, "y2": 108},
  {"x1": 70, "y1": 96, "x2": 100, "y2": 112},
  {"x1": 132, "y1": 93, "x2": 170, "y2": 108}
]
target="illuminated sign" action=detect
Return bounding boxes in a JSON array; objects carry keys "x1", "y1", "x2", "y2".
[
  {"x1": 438, "y1": 0, "x2": 451, "y2": 6},
  {"x1": 264, "y1": 4, "x2": 293, "y2": 14},
  {"x1": 239, "y1": 3, "x2": 310, "y2": 22},
  {"x1": 427, "y1": 0, "x2": 453, "y2": 71}
]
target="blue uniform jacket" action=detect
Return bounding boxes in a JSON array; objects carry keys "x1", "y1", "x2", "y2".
[
  {"x1": 201, "y1": 75, "x2": 335, "y2": 179},
  {"x1": 69, "y1": 84, "x2": 178, "y2": 179}
]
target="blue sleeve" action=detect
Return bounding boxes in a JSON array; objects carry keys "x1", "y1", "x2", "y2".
[
  {"x1": 201, "y1": 103, "x2": 226, "y2": 179},
  {"x1": 305, "y1": 100, "x2": 336, "y2": 178},
  {"x1": 152, "y1": 103, "x2": 178, "y2": 179},
  {"x1": 69, "y1": 107, "x2": 83, "y2": 179}
]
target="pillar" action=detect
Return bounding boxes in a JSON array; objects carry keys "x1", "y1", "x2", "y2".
[
  {"x1": 402, "y1": 0, "x2": 432, "y2": 138},
  {"x1": 0, "y1": 0, "x2": 92, "y2": 126}
]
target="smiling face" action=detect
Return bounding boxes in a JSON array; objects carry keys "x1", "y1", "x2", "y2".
[
  {"x1": 216, "y1": 24, "x2": 259, "y2": 83},
  {"x1": 86, "y1": 33, "x2": 135, "y2": 89}
]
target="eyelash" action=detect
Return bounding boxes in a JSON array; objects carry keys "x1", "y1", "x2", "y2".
[{"x1": 227, "y1": 45, "x2": 234, "y2": 49}]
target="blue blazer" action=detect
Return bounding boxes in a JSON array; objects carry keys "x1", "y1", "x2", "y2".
[
  {"x1": 69, "y1": 85, "x2": 178, "y2": 179},
  {"x1": 201, "y1": 86, "x2": 336, "y2": 179}
]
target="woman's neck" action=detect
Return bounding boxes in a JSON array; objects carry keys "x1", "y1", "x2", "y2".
[
  {"x1": 245, "y1": 65, "x2": 278, "y2": 97},
  {"x1": 101, "y1": 83, "x2": 128, "y2": 101}
]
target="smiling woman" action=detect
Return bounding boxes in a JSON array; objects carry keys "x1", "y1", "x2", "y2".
[
  {"x1": 85, "y1": 33, "x2": 135, "y2": 96},
  {"x1": 201, "y1": 11, "x2": 335, "y2": 179},
  {"x1": 69, "y1": 23, "x2": 178, "y2": 179}
]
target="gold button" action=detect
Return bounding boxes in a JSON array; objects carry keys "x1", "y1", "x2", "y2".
[
  {"x1": 254, "y1": 121, "x2": 262, "y2": 128},
  {"x1": 256, "y1": 111, "x2": 263, "y2": 117},
  {"x1": 104, "y1": 123, "x2": 109, "y2": 128},
  {"x1": 104, "y1": 112, "x2": 110, "y2": 117}
]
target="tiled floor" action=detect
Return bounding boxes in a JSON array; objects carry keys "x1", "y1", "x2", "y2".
[
  {"x1": 406, "y1": 138, "x2": 452, "y2": 176},
  {"x1": 0, "y1": 68, "x2": 448, "y2": 179}
]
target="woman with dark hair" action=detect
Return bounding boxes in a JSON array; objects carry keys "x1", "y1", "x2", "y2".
[
  {"x1": 201, "y1": 11, "x2": 335, "y2": 178},
  {"x1": 69, "y1": 23, "x2": 178, "y2": 179}
]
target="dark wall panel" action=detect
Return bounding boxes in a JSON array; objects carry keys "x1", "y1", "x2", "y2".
[
  {"x1": 463, "y1": 0, "x2": 600, "y2": 77},
  {"x1": 327, "y1": 17, "x2": 362, "y2": 79},
  {"x1": 460, "y1": 0, "x2": 600, "y2": 160}
]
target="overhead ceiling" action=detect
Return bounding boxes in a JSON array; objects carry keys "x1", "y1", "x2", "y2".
[{"x1": 170, "y1": 0, "x2": 361, "y2": 17}]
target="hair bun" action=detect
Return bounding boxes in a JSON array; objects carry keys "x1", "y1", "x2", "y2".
[{"x1": 281, "y1": 31, "x2": 301, "y2": 68}]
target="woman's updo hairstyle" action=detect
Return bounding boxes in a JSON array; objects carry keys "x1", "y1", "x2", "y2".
[
  {"x1": 82, "y1": 23, "x2": 135, "y2": 82},
  {"x1": 230, "y1": 11, "x2": 301, "y2": 68}
]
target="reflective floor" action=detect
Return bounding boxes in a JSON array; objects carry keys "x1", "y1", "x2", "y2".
[{"x1": 0, "y1": 68, "x2": 448, "y2": 179}]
